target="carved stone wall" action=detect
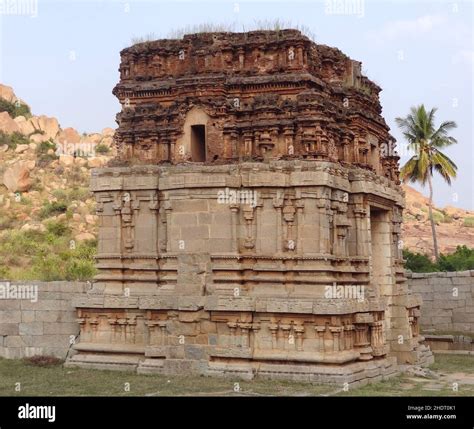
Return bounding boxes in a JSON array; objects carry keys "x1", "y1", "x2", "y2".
[{"x1": 67, "y1": 30, "x2": 433, "y2": 384}]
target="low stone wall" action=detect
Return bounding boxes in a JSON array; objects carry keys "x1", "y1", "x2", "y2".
[
  {"x1": 407, "y1": 271, "x2": 474, "y2": 334},
  {"x1": 1, "y1": 274, "x2": 473, "y2": 362},
  {"x1": 0, "y1": 281, "x2": 88, "y2": 359}
]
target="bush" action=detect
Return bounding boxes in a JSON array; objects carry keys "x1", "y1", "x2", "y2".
[
  {"x1": 0, "y1": 265, "x2": 10, "y2": 279},
  {"x1": 0, "y1": 98, "x2": 31, "y2": 118},
  {"x1": 432, "y1": 211, "x2": 444, "y2": 224},
  {"x1": 404, "y1": 246, "x2": 474, "y2": 272},
  {"x1": 95, "y1": 144, "x2": 110, "y2": 154},
  {"x1": 36, "y1": 139, "x2": 58, "y2": 167},
  {"x1": 51, "y1": 187, "x2": 90, "y2": 204},
  {"x1": 39, "y1": 201, "x2": 68, "y2": 220},
  {"x1": 464, "y1": 217, "x2": 474, "y2": 228},
  {"x1": 441, "y1": 214, "x2": 453, "y2": 223},
  {"x1": 65, "y1": 258, "x2": 97, "y2": 281},
  {"x1": 437, "y1": 246, "x2": 474, "y2": 271},
  {"x1": 0, "y1": 131, "x2": 30, "y2": 150},
  {"x1": 31, "y1": 253, "x2": 66, "y2": 281},
  {"x1": 45, "y1": 220, "x2": 70, "y2": 237},
  {"x1": 403, "y1": 249, "x2": 438, "y2": 272},
  {"x1": 36, "y1": 139, "x2": 56, "y2": 154}
]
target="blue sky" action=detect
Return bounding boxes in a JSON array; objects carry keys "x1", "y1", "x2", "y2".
[{"x1": 0, "y1": 0, "x2": 472, "y2": 209}]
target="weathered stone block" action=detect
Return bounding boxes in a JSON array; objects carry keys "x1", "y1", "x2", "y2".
[{"x1": 19, "y1": 322, "x2": 43, "y2": 336}]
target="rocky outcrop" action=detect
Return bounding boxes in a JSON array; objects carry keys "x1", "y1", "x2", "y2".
[
  {"x1": 0, "y1": 111, "x2": 20, "y2": 134},
  {"x1": 2, "y1": 161, "x2": 32, "y2": 192},
  {"x1": 0, "y1": 83, "x2": 27, "y2": 105},
  {"x1": 402, "y1": 185, "x2": 474, "y2": 255}
]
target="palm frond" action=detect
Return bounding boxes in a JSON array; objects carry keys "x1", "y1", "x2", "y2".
[{"x1": 431, "y1": 149, "x2": 458, "y2": 185}]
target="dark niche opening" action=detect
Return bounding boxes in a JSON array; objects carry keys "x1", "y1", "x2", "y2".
[{"x1": 191, "y1": 124, "x2": 206, "y2": 162}]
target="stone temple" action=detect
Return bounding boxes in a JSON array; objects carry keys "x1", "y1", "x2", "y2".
[{"x1": 67, "y1": 30, "x2": 433, "y2": 384}]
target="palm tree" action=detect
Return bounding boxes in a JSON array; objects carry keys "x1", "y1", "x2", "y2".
[{"x1": 396, "y1": 105, "x2": 458, "y2": 260}]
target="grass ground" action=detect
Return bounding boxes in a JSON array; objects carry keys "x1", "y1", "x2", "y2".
[{"x1": 0, "y1": 354, "x2": 473, "y2": 396}]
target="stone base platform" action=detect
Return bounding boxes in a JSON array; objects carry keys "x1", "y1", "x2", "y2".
[{"x1": 65, "y1": 352, "x2": 399, "y2": 387}]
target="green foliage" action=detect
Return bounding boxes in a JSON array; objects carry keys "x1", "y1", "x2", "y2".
[
  {"x1": 36, "y1": 139, "x2": 58, "y2": 167},
  {"x1": 64, "y1": 165, "x2": 87, "y2": 186},
  {"x1": 441, "y1": 214, "x2": 453, "y2": 223},
  {"x1": 0, "y1": 98, "x2": 31, "y2": 118},
  {"x1": 437, "y1": 246, "x2": 474, "y2": 271},
  {"x1": 397, "y1": 105, "x2": 458, "y2": 186},
  {"x1": 404, "y1": 246, "x2": 474, "y2": 272},
  {"x1": 0, "y1": 265, "x2": 10, "y2": 279},
  {"x1": 94, "y1": 144, "x2": 110, "y2": 154},
  {"x1": 45, "y1": 220, "x2": 70, "y2": 237},
  {"x1": 0, "y1": 229, "x2": 97, "y2": 281},
  {"x1": 463, "y1": 217, "x2": 474, "y2": 228},
  {"x1": 39, "y1": 201, "x2": 68, "y2": 220},
  {"x1": 51, "y1": 187, "x2": 90, "y2": 204},
  {"x1": 432, "y1": 211, "x2": 444, "y2": 224},
  {"x1": 403, "y1": 249, "x2": 438, "y2": 272},
  {"x1": 36, "y1": 139, "x2": 56, "y2": 154},
  {"x1": 0, "y1": 131, "x2": 30, "y2": 150},
  {"x1": 18, "y1": 196, "x2": 32, "y2": 206}
]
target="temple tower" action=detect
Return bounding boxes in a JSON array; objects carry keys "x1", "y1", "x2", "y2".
[{"x1": 67, "y1": 30, "x2": 433, "y2": 384}]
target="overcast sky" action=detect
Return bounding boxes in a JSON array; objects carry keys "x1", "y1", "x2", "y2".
[{"x1": 0, "y1": 0, "x2": 472, "y2": 209}]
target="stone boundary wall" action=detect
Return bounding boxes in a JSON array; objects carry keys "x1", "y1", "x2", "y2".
[
  {"x1": 407, "y1": 271, "x2": 474, "y2": 334},
  {"x1": 0, "y1": 281, "x2": 88, "y2": 359}
]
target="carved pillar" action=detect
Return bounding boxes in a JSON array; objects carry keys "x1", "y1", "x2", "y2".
[
  {"x1": 164, "y1": 201, "x2": 172, "y2": 252},
  {"x1": 240, "y1": 323, "x2": 252, "y2": 348},
  {"x1": 342, "y1": 134, "x2": 351, "y2": 162},
  {"x1": 118, "y1": 318, "x2": 127, "y2": 343},
  {"x1": 243, "y1": 131, "x2": 253, "y2": 157},
  {"x1": 89, "y1": 317, "x2": 99, "y2": 342},
  {"x1": 344, "y1": 324, "x2": 355, "y2": 350},
  {"x1": 353, "y1": 204, "x2": 367, "y2": 257},
  {"x1": 295, "y1": 198, "x2": 304, "y2": 255},
  {"x1": 330, "y1": 326, "x2": 344, "y2": 351},
  {"x1": 230, "y1": 203, "x2": 240, "y2": 253},
  {"x1": 282, "y1": 126, "x2": 294, "y2": 156},
  {"x1": 243, "y1": 206, "x2": 255, "y2": 250},
  {"x1": 283, "y1": 199, "x2": 296, "y2": 252},
  {"x1": 280, "y1": 324, "x2": 291, "y2": 350},
  {"x1": 273, "y1": 192, "x2": 284, "y2": 253},
  {"x1": 316, "y1": 196, "x2": 331, "y2": 254},
  {"x1": 269, "y1": 324, "x2": 279, "y2": 349},
  {"x1": 315, "y1": 326, "x2": 326, "y2": 352},
  {"x1": 370, "y1": 320, "x2": 386, "y2": 356},
  {"x1": 149, "y1": 193, "x2": 159, "y2": 253},
  {"x1": 127, "y1": 317, "x2": 137, "y2": 344},
  {"x1": 145, "y1": 320, "x2": 161, "y2": 345},
  {"x1": 228, "y1": 322, "x2": 237, "y2": 346},
  {"x1": 237, "y1": 48, "x2": 245, "y2": 69},
  {"x1": 294, "y1": 325, "x2": 305, "y2": 351}
]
